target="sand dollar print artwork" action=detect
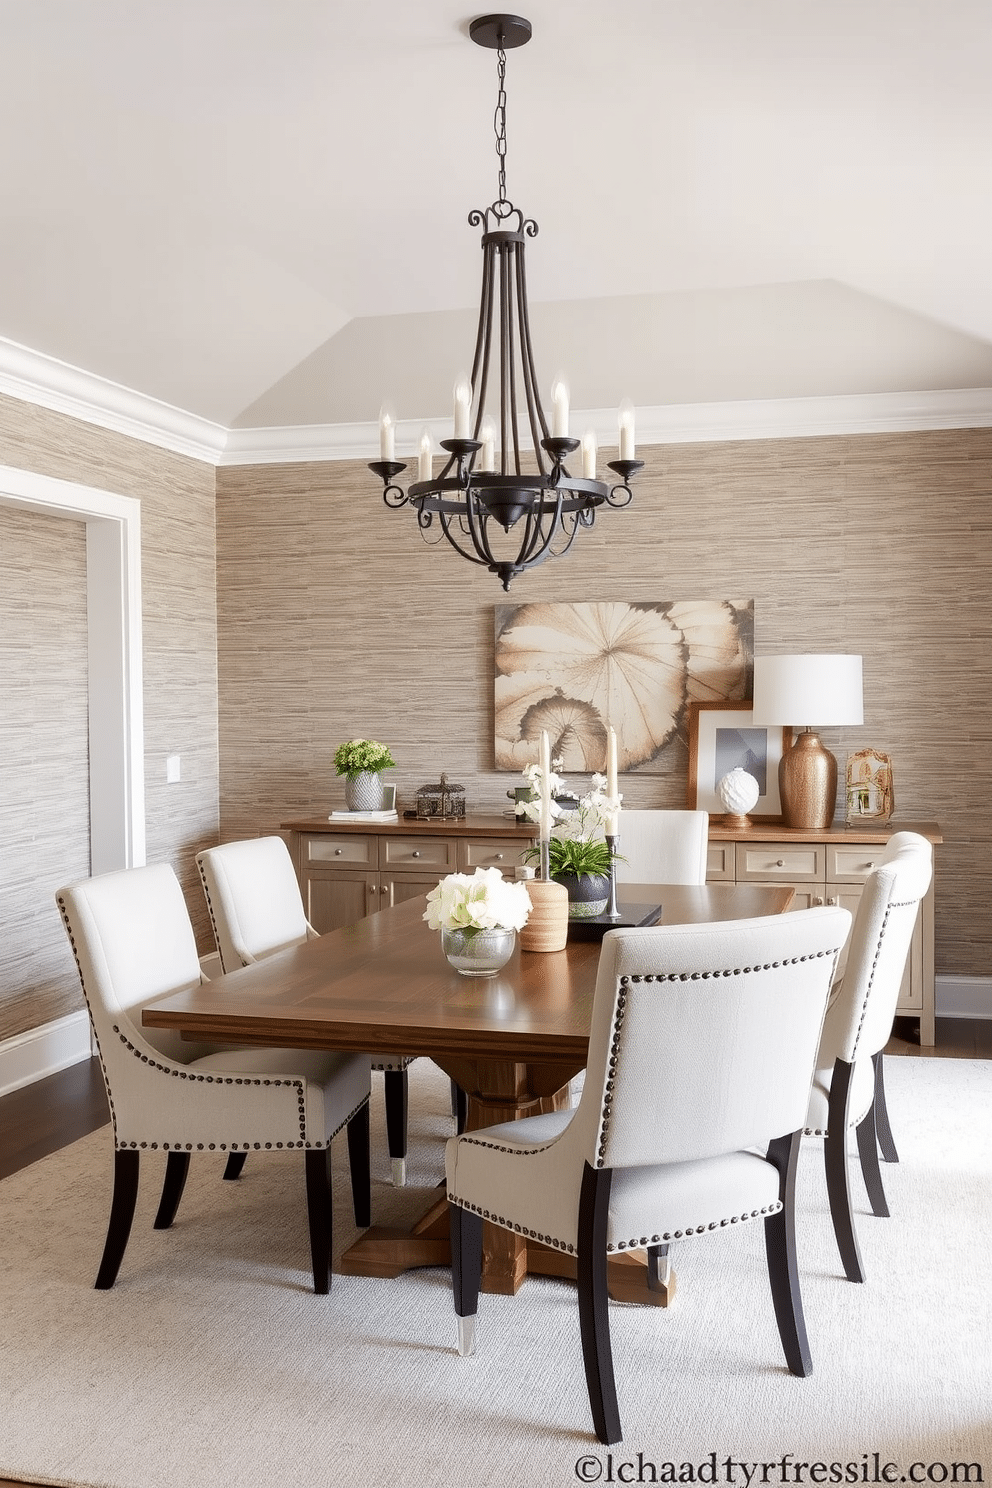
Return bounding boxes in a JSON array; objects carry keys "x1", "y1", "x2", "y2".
[{"x1": 494, "y1": 600, "x2": 753, "y2": 773}]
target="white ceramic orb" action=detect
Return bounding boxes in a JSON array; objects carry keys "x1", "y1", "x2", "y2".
[{"x1": 717, "y1": 767, "x2": 760, "y2": 815}]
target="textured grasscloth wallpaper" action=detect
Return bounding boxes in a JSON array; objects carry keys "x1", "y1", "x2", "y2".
[
  {"x1": 1, "y1": 401, "x2": 989, "y2": 1046},
  {"x1": 216, "y1": 429, "x2": 992, "y2": 980},
  {"x1": 0, "y1": 395, "x2": 219, "y2": 1040}
]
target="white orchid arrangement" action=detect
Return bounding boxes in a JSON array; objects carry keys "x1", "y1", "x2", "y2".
[
  {"x1": 423, "y1": 867, "x2": 532, "y2": 935},
  {"x1": 520, "y1": 770, "x2": 624, "y2": 878}
]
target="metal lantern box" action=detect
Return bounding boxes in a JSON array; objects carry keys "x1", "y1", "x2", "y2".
[{"x1": 416, "y1": 773, "x2": 466, "y2": 820}]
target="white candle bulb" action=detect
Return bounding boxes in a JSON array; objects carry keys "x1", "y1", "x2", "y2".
[
  {"x1": 539, "y1": 729, "x2": 552, "y2": 843},
  {"x1": 551, "y1": 379, "x2": 570, "y2": 438},
  {"x1": 581, "y1": 430, "x2": 597, "y2": 479},
  {"x1": 618, "y1": 399, "x2": 636, "y2": 462},
  {"x1": 453, "y1": 376, "x2": 472, "y2": 440},
  {"x1": 379, "y1": 404, "x2": 395, "y2": 463},
  {"x1": 606, "y1": 725, "x2": 620, "y2": 834},
  {"x1": 479, "y1": 417, "x2": 496, "y2": 473},
  {"x1": 418, "y1": 429, "x2": 432, "y2": 482}
]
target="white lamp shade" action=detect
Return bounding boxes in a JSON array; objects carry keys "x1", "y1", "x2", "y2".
[{"x1": 752, "y1": 654, "x2": 864, "y2": 728}]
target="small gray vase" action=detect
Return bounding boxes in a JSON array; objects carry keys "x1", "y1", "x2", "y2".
[{"x1": 345, "y1": 771, "x2": 384, "y2": 812}]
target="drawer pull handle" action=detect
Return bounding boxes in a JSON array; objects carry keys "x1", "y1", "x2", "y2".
[
  {"x1": 334, "y1": 848, "x2": 343, "y2": 856},
  {"x1": 412, "y1": 850, "x2": 421, "y2": 858},
  {"x1": 864, "y1": 861, "x2": 875, "y2": 870},
  {"x1": 776, "y1": 859, "x2": 785, "y2": 868},
  {"x1": 495, "y1": 852, "x2": 504, "y2": 861}
]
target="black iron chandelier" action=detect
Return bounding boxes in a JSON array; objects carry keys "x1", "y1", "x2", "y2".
[{"x1": 368, "y1": 13, "x2": 642, "y2": 591}]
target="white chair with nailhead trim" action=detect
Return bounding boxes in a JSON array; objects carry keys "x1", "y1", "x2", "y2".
[
  {"x1": 445, "y1": 905, "x2": 851, "y2": 1446},
  {"x1": 196, "y1": 836, "x2": 423, "y2": 1186},
  {"x1": 613, "y1": 810, "x2": 709, "y2": 886},
  {"x1": 804, "y1": 831, "x2": 933, "y2": 1283},
  {"x1": 56, "y1": 862, "x2": 372, "y2": 1294}
]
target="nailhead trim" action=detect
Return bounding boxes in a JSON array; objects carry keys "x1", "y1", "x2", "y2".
[
  {"x1": 56, "y1": 892, "x2": 367, "y2": 1154},
  {"x1": 447, "y1": 945, "x2": 840, "y2": 1244},
  {"x1": 447, "y1": 1193, "x2": 577, "y2": 1255},
  {"x1": 609, "y1": 1201, "x2": 783, "y2": 1251}
]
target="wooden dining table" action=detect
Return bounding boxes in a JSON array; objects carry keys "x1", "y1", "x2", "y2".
[{"x1": 144, "y1": 882, "x2": 794, "y2": 1305}]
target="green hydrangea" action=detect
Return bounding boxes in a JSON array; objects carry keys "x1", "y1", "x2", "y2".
[{"x1": 333, "y1": 738, "x2": 396, "y2": 776}]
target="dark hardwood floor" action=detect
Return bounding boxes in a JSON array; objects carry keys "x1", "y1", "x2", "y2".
[{"x1": 0, "y1": 1019, "x2": 988, "y2": 1488}]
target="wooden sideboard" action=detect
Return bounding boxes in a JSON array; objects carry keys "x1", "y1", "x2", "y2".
[
  {"x1": 282, "y1": 814, "x2": 537, "y2": 935},
  {"x1": 283, "y1": 814, "x2": 941, "y2": 1045},
  {"x1": 706, "y1": 820, "x2": 942, "y2": 1045}
]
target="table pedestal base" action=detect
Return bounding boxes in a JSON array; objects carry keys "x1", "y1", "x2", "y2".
[{"x1": 338, "y1": 1058, "x2": 675, "y2": 1307}]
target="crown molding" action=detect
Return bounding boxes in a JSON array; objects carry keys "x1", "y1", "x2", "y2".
[
  {"x1": 1, "y1": 335, "x2": 991, "y2": 467},
  {"x1": 0, "y1": 336, "x2": 228, "y2": 463},
  {"x1": 219, "y1": 387, "x2": 992, "y2": 465}
]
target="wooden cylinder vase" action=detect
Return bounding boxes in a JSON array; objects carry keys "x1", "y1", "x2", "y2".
[{"x1": 518, "y1": 877, "x2": 569, "y2": 953}]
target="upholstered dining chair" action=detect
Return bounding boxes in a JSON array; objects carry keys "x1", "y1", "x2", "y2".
[
  {"x1": 445, "y1": 905, "x2": 852, "y2": 1445},
  {"x1": 196, "y1": 835, "x2": 419, "y2": 1186},
  {"x1": 805, "y1": 831, "x2": 933, "y2": 1283},
  {"x1": 613, "y1": 809, "x2": 709, "y2": 886},
  {"x1": 56, "y1": 862, "x2": 371, "y2": 1294}
]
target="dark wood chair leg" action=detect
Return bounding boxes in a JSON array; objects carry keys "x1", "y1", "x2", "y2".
[
  {"x1": 153, "y1": 1151, "x2": 190, "y2": 1230},
  {"x1": 872, "y1": 1051, "x2": 899, "y2": 1163},
  {"x1": 577, "y1": 1162, "x2": 622, "y2": 1446},
  {"x1": 824, "y1": 1057, "x2": 866, "y2": 1283},
  {"x1": 346, "y1": 1101, "x2": 371, "y2": 1229},
  {"x1": 95, "y1": 1149, "x2": 140, "y2": 1290},
  {"x1": 453, "y1": 1082, "x2": 468, "y2": 1135},
  {"x1": 856, "y1": 1102, "x2": 890, "y2": 1218},
  {"x1": 384, "y1": 1068, "x2": 408, "y2": 1182},
  {"x1": 223, "y1": 1152, "x2": 248, "y2": 1181},
  {"x1": 304, "y1": 1148, "x2": 332, "y2": 1295},
  {"x1": 450, "y1": 1202, "x2": 483, "y2": 1355},
  {"x1": 764, "y1": 1130, "x2": 812, "y2": 1376}
]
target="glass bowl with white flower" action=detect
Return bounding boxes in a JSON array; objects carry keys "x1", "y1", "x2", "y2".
[{"x1": 424, "y1": 867, "x2": 532, "y2": 977}]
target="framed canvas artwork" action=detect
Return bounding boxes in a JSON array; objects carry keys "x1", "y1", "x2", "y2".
[{"x1": 494, "y1": 599, "x2": 754, "y2": 773}]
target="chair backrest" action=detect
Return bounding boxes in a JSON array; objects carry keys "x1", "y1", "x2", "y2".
[
  {"x1": 564, "y1": 906, "x2": 851, "y2": 1173},
  {"x1": 816, "y1": 831, "x2": 933, "y2": 1067},
  {"x1": 196, "y1": 836, "x2": 311, "y2": 972},
  {"x1": 56, "y1": 863, "x2": 206, "y2": 1072},
  {"x1": 613, "y1": 809, "x2": 709, "y2": 886}
]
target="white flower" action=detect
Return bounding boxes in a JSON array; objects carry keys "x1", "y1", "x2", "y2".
[{"x1": 423, "y1": 868, "x2": 532, "y2": 933}]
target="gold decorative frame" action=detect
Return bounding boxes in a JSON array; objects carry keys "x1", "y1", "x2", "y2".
[{"x1": 845, "y1": 749, "x2": 894, "y2": 823}]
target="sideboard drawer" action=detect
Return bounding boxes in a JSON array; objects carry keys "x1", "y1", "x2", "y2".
[
  {"x1": 827, "y1": 843, "x2": 888, "y2": 882},
  {"x1": 460, "y1": 837, "x2": 525, "y2": 872},
  {"x1": 379, "y1": 835, "x2": 457, "y2": 871},
  {"x1": 706, "y1": 842, "x2": 735, "y2": 881},
  {"x1": 303, "y1": 832, "x2": 376, "y2": 869},
  {"x1": 736, "y1": 842, "x2": 825, "y2": 883}
]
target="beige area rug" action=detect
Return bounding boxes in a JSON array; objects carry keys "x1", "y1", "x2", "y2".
[{"x1": 0, "y1": 1056, "x2": 990, "y2": 1488}]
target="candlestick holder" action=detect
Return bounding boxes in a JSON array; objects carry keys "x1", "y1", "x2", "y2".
[
  {"x1": 605, "y1": 833, "x2": 621, "y2": 920},
  {"x1": 539, "y1": 838, "x2": 550, "y2": 881}
]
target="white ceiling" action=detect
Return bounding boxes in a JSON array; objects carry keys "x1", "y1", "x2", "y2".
[{"x1": 3, "y1": 0, "x2": 992, "y2": 432}]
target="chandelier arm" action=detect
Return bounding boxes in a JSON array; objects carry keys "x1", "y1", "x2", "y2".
[
  {"x1": 470, "y1": 240, "x2": 497, "y2": 438},
  {"x1": 514, "y1": 245, "x2": 549, "y2": 473},
  {"x1": 505, "y1": 248, "x2": 524, "y2": 475},
  {"x1": 434, "y1": 506, "x2": 492, "y2": 569}
]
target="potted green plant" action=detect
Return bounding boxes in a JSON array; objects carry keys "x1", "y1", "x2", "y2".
[
  {"x1": 522, "y1": 772, "x2": 623, "y2": 919},
  {"x1": 333, "y1": 738, "x2": 397, "y2": 812}
]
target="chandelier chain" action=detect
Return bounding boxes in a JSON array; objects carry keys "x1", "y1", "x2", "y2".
[{"x1": 494, "y1": 46, "x2": 508, "y2": 215}]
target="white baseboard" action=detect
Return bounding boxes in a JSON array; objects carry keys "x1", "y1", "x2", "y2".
[
  {"x1": 0, "y1": 1010, "x2": 93, "y2": 1098},
  {"x1": 935, "y1": 974, "x2": 992, "y2": 1020}
]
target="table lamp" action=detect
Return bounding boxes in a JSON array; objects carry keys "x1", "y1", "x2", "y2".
[{"x1": 752, "y1": 654, "x2": 864, "y2": 830}]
